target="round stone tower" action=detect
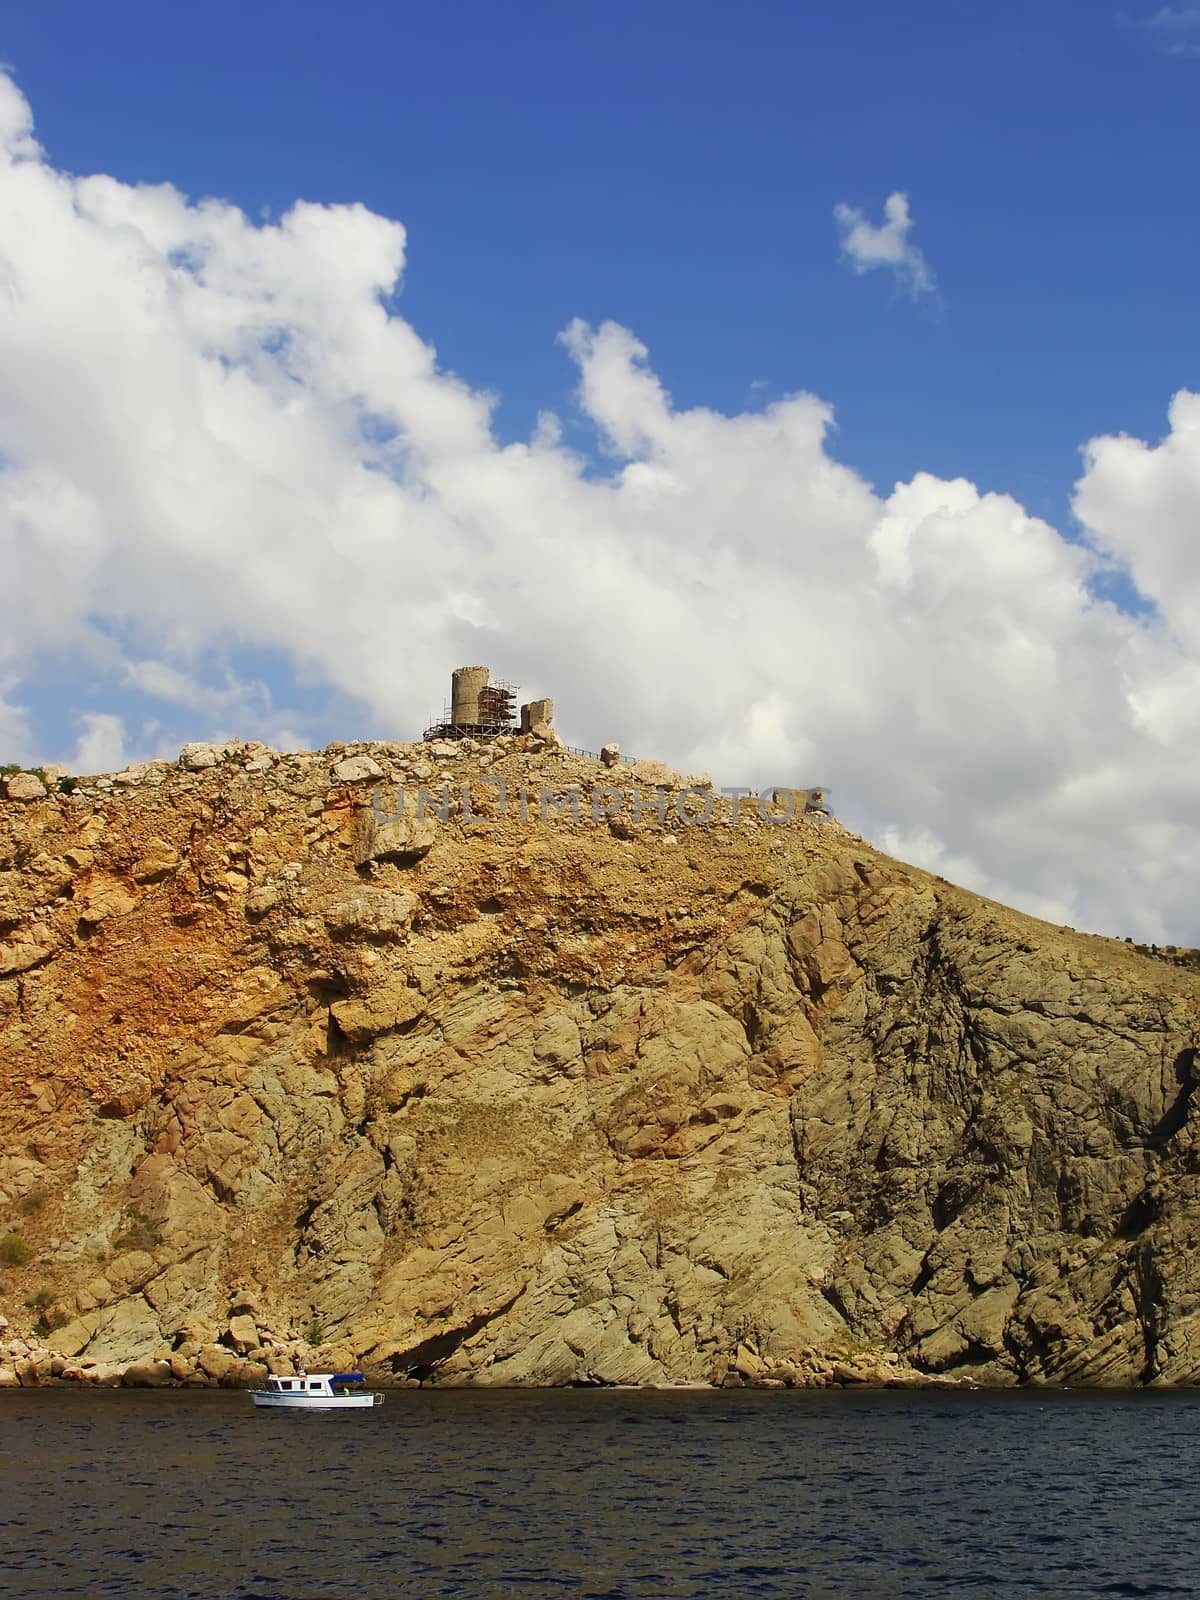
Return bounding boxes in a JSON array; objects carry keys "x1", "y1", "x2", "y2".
[{"x1": 451, "y1": 666, "x2": 490, "y2": 726}]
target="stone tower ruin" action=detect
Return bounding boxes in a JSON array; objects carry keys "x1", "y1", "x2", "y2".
[{"x1": 424, "y1": 666, "x2": 554, "y2": 742}]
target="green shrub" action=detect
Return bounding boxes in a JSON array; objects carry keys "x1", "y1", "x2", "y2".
[
  {"x1": 1130, "y1": 940, "x2": 1200, "y2": 971},
  {"x1": 0, "y1": 764, "x2": 74, "y2": 793},
  {"x1": 0, "y1": 1233, "x2": 32, "y2": 1267}
]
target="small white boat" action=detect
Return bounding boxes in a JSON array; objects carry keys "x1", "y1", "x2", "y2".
[{"x1": 249, "y1": 1371, "x2": 384, "y2": 1410}]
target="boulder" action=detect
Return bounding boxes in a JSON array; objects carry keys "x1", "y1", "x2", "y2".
[
  {"x1": 226, "y1": 1314, "x2": 259, "y2": 1353},
  {"x1": 80, "y1": 1364, "x2": 123, "y2": 1386},
  {"x1": 244, "y1": 882, "x2": 281, "y2": 918},
  {"x1": 131, "y1": 842, "x2": 180, "y2": 883},
  {"x1": 5, "y1": 772, "x2": 47, "y2": 801},
  {"x1": 99, "y1": 1075, "x2": 152, "y2": 1119},
  {"x1": 323, "y1": 889, "x2": 417, "y2": 940},
  {"x1": 179, "y1": 743, "x2": 220, "y2": 771},
  {"x1": 121, "y1": 1360, "x2": 173, "y2": 1387},
  {"x1": 376, "y1": 1066, "x2": 427, "y2": 1111},
  {"x1": 733, "y1": 1343, "x2": 766, "y2": 1380},
  {"x1": 198, "y1": 1344, "x2": 238, "y2": 1381},
  {"x1": 331, "y1": 979, "x2": 427, "y2": 1042},
  {"x1": 0, "y1": 927, "x2": 56, "y2": 976},
  {"x1": 175, "y1": 1317, "x2": 219, "y2": 1349},
  {"x1": 354, "y1": 811, "x2": 438, "y2": 867},
  {"x1": 331, "y1": 755, "x2": 384, "y2": 783},
  {"x1": 76, "y1": 879, "x2": 137, "y2": 925},
  {"x1": 600, "y1": 744, "x2": 621, "y2": 768},
  {"x1": 631, "y1": 759, "x2": 680, "y2": 787}
]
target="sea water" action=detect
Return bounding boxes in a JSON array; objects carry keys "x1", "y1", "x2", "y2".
[{"x1": 2, "y1": 1386, "x2": 1197, "y2": 1598}]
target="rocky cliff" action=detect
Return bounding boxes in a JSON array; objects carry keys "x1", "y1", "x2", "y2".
[{"x1": 1, "y1": 735, "x2": 1198, "y2": 1389}]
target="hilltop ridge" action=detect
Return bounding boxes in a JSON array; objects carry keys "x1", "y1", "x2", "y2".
[{"x1": 2, "y1": 733, "x2": 1198, "y2": 1389}]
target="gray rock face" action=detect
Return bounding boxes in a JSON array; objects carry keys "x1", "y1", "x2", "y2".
[{"x1": 781, "y1": 883, "x2": 1200, "y2": 1385}]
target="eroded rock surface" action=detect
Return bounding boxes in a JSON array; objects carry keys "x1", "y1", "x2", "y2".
[{"x1": 1, "y1": 736, "x2": 1198, "y2": 1388}]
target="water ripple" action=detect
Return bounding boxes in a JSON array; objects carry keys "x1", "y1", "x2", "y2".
[{"x1": 1, "y1": 1388, "x2": 1198, "y2": 1598}]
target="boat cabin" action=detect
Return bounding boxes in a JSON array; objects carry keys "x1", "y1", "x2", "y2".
[
  {"x1": 251, "y1": 1369, "x2": 381, "y2": 1409},
  {"x1": 265, "y1": 1372, "x2": 367, "y2": 1396}
]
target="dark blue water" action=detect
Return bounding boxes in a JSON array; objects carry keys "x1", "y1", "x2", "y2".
[{"x1": 1, "y1": 1387, "x2": 1197, "y2": 1598}]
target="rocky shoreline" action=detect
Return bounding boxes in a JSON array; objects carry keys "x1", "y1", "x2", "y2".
[
  {"x1": 2, "y1": 1287, "x2": 973, "y2": 1395},
  {"x1": 2, "y1": 1334, "x2": 970, "y2": 1393}
]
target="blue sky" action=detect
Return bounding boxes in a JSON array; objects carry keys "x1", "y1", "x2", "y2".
[
  {"x1": 2, "y1": 1, "x2": 1200, "y2": 941},
  {"x1": 5, "y1": 0, "x2": 1197, "y2": 524}
]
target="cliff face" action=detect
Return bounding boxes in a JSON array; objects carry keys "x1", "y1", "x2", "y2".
[{"x1": 1, "y1": 737, "x2": 1198, "y2": 1388}]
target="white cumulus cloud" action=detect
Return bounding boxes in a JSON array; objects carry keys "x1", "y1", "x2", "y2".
[
  {"x1": 1130, "y1": 6, "x2": 1200, "y2": 56},
  {"x1": 2, "y1": 72, "x2": 1200, "y2": 942},
  {"x1": 833, "y1": 190, "x2": 936, "y2": 298},
  {"x1": 73, "y1": 712, "x2": 127, "y2": 776}
]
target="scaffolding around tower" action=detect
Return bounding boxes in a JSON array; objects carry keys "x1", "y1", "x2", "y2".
[{"x1": 423, "y1": 666, "x2": 523, "y2": 741}]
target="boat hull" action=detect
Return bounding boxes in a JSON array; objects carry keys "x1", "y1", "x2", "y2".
[{"x1": 250, "y1": 1391, "x2": 383, "y2": 1409}]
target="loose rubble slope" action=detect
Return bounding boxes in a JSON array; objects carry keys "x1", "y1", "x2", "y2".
[{"x1": 1, "y1": 735, "x2": 1198, "y2": 1388}]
